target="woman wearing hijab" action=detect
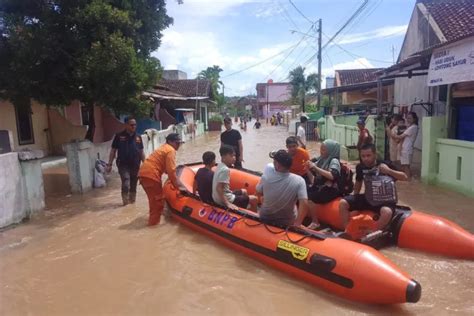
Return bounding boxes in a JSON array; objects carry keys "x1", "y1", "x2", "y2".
[{"x1": 304, "y1": 139, "x2": 342, "y2": 229}]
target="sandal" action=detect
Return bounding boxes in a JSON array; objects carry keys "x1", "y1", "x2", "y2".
[{"x1": 307, "y1": 222, "x2": 321, "y2": 230}]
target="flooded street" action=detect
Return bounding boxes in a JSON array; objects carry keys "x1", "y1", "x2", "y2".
[{"x1": 1, "y1": 123, "x2": 473, "y2": 315}]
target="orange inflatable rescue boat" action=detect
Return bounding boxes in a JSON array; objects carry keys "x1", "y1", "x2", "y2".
[{"x1": 164, "y1": 164, "x2": 421, "y2": 304}]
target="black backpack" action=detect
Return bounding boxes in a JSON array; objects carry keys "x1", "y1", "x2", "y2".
[{"x1": 337, "y1": 161, "x2": 354, "y2": 196}]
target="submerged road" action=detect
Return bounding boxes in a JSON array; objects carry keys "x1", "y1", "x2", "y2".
[{"x1": 1, "y1": 122, "x2": 473, "y2": 315}]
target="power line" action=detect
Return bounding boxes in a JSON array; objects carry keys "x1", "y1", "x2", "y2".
[
  {"x1": 288, "y1": 0, "x2": 314, "y2": 24},
  {"x1": 300, "y1": 0, "x2": 369, "y2": 68},
  {"x1": 323, "y1": 32, "x2": 393, "y2": 64},
  {"x1": 221, "y1": 42, "x2": 301, "y2": 79},
  {"x1": 277, "y1": 0, "x2": 300, "y2": 31},
  {"x1": 263, "y1": 24, "x2": 315, "y2": 81}
]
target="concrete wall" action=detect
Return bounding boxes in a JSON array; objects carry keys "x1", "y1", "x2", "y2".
[
  {"x1": 49, "y1": 108, "x2": 88, "y2": 155},
  {"x1": 0, "y1": 153, "x2": 27, "y2": 227},
  {"x1": 0, "y1": 100, "x2": 50, "y2": 153},
  {"x1": 64, "y1": 100, "x2": 83, "y2": 126},
  {"x1": 64, "y1": 125, "x2": 176, "y2": 193},
  {"x1": 102, "y1": 110, "x2": 126, "y2": 142},
  {"x1": 0, "y1": 152, "x2": 45, "y2": 228},
  {"x1": 422, "y1": 116, "x2": 474, "y2": 196},
  {"x1": 398, "y1": 3, "x2": 441, "y2": 61},
  {"x1": 322, "y1": 115, "x2": 383, "y2": 161},
  {"x1": 435, "y1": 139, "x2": 474, "y2": 197}
]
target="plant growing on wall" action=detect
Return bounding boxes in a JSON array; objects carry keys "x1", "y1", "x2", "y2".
[{"x1": 0, "y1": 0, "x2": 172, "y2": 141}]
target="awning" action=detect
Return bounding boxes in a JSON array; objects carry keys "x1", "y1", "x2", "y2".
[{"x1": 427, "y1": 37, "x2": 474, "y2": 86}]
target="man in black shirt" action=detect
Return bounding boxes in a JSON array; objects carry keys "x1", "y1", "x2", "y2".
[
  {"x1": 221, "y1": 117, "x2": 244, "y2": 169},
  {"x1": 107, "y1": 117, "x2": 145, "y2": 205},
  {"x1": 339, "y1": 143, "x2": 407, "y2": 238}
]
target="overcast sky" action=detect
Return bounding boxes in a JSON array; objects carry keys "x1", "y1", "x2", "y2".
[{"x1": 153, "y1": 0, "x2": 414, "y2": 96}]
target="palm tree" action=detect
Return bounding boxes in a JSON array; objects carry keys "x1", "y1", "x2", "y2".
[
  {"x1": 197, "y1": 65, "x2": 223, "y2": 102},
  {"x1": 288, "y1": 66, "x2": 319, "y2": 112}
]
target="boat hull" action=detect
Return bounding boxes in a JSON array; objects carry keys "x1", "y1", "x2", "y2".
[{"x1": 164, "y1": 165, "x2": 421, "y2": 304}]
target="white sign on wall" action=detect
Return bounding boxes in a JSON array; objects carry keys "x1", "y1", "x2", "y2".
[{"x1": 427, "y1": 38, "x2": 474, "y2": 86}]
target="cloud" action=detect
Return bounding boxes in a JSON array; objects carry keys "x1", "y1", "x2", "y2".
[
  {"x1": 255, "y1": 2, "x2": 283, "y2": 18},
  {"x1": 169, "y1": 0, "x2": 269, "y2": 17},
  {"x1": 336, "y1": 25, "x2": 408, "y2": 45}
]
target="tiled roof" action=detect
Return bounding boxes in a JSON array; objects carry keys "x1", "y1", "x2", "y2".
[
  {"x1": 421, "y1": 0, "x2": 474, "y2": 42},
  {"x1": 335, "y1": 69, "x2": 384, "y2": 86},
  {"x1": 148, "y1": 85, "x2": 184, "y2": 98},
  {"x1": 158, "y1": 79, "x2": 211, "y2": 97}
]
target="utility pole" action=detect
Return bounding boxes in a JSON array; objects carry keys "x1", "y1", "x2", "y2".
[{"x1": 317, "y1": 18, "x2": 322, "y2": 109}]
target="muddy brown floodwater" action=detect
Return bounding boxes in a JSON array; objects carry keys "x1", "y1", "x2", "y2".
[{"x1": 1, "y1": 122, "x2": 473, "y2": 315}]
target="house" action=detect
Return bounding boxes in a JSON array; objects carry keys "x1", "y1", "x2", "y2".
[
  {"x1": 378, "y1": 0, "x2": 474, "y2": 196},
  {"x1": 143, "y1": 70, "x2": 214, "y2": 131},
  {"x1": 256, "y1": 81, "x2": 293, "y2": 119},
  {"x1": 322, "y1": 68, "x2": 394, "y2": 113},
  {"x1": 0, "y1": 99, "x2": 125, "y2": 156}
]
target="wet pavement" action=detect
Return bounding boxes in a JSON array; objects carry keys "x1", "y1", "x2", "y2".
[{"x1": 0, "y1": 122, "x2": 473, "y2": 315}]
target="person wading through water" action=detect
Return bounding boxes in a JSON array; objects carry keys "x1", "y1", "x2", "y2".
[{"x1": 107, "y1": 117, "x2": 145, "y2": 205}]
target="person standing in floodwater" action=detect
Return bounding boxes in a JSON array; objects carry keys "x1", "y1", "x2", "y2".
[
  {"x1": 107, "y1": 117, "x2": 145, "y2": 205},
  {"x1": 221, "y1": 117, "x2": 244, "y2": 169},
  {"x1": 138, "y1": 133, "x2": 184, "y2": 226}
]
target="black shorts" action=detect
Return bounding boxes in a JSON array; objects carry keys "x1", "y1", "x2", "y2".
[
  {"x1": 233, "y1": 190, "x2": 249, "y2": 208},
  {"x1": 343, "y1": 194, "x2": 395, "y2": 214},
  {"x1": 308, "y1": 185, "x2": 340, "y2": 204}
]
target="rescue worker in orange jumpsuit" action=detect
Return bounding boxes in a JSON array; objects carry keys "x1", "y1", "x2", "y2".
[{"x1": 138, "y1": 133, "x2": 184, "y2": 226}]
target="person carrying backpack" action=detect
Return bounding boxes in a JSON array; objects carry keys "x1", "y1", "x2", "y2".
[{"x1": 305, "y1": 139, "x2": 345, "y2": 229}]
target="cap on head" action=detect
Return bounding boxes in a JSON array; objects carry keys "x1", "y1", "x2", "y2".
[
  {"x1": 166, "y1": 133, "x2": 184, "y2": 143},
  {"x1": 269, "y1": 149, "x2": 292, "y2": 169},
  {"x1": 357, "y1": 119, "x2": 365, "y2": 126}
]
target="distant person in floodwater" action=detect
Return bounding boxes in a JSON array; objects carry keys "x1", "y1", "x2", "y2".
[
  {"x1": 221, "y1": 117, "x2": 244, "y2": 169},
  {"x1": 253, "y1": 118, "x2": 261, "y2": 129},
  {"x1": 297, "y1": 115, "x2": 308, "y2": 149}
]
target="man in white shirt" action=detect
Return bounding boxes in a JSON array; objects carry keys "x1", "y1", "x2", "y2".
[{"x1": 296, "y1": 115, "x2": 308, "y2": 149}]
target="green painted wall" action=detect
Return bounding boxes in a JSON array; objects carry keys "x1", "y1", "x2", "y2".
[
  {"x1": 421, "y1": 117, "x2": 447, "y2": 182},
  {"x1": 307, "y1": 110, "x2": 324, "y2": 122},
  {"x1": 321, "y1": 115, "x2": 385, "y2": 161},
  {"x1": 422, "y1": 116, "x2": 474, "y2": 197}
]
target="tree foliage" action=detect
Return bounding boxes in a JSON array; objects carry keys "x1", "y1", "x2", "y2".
[
  {"x1": 0, "y1": 0, "x2": 172, "y2": 139},
  {"x1": 197, "y1": 65, "x2": 223, "y2": 101},
  {"x1": 288, "y1": 66, "x2": 319, "y2": 112}
]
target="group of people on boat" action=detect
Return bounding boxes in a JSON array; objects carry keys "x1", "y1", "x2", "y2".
[
  {"x1": 107, "y1": 113, "x2": 415, "y2": 239},
  {"x1": 188, "y1": 115, "x2": 411, "y2": 240}
]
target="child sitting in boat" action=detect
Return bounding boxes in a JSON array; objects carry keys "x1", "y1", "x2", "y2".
[
  {"x1": 339, "y1": 143, "x2": 408, "y2": 239},
  {"x1": 256, "y1": 150, "x2": 309, "y2": 227},
  {"x1": 286, "y1": 136, "x2": 311, "y2": 184},
  {"x1": 212, "y1": 145, "x2": 258, "y2": 211},
  {"x1": 193, "y1": 151, "x2": 216, "y2": 204}
]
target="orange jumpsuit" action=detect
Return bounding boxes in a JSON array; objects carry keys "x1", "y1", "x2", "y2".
[{"x1": 138, "y1": 143, "x2": 178, "y2": 226}]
